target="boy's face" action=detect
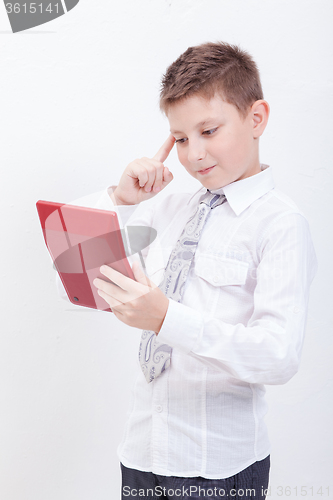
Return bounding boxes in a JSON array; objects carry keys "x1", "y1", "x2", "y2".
[{"x1": 167, "y1": 93, "x2": 262, "y2": 190}]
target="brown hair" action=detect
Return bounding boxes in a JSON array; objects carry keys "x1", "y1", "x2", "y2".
[{"x1": 159, "y1": 41, "x2": 263, "y2": 119}]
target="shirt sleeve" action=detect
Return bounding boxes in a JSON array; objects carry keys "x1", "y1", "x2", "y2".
[
  {"x1": 157, "y1": 212, "x2": 318, "y2": 385},
  {"x1": 93, "y1": 186, "x2": 140, "y2": 227}
]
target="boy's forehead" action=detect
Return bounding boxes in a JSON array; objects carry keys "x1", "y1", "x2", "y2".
[{"x1": 167, "y1": 94, "x2": 236, "y2": 133}]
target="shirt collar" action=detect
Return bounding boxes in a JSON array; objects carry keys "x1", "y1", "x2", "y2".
[{"x1": 187, "y1": 164, "x2": 275, "y2": 216}]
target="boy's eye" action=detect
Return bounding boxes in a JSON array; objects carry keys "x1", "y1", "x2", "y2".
[
  {"x1": 203, "y1": 127, "x2": 217, "y2": 136},
  {"x1": 175, "y1": 128, "x2": 217, "y2": 144}
]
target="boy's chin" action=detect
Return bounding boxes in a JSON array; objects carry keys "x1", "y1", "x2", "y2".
[{"x1": 199, "y1": 177, "x2": 228, "y2": 190}]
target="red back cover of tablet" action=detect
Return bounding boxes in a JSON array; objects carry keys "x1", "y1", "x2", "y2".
[{"x1": 36, "y1": 200, "x2": 135, "y2": 312}]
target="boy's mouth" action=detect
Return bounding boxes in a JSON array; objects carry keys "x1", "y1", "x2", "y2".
[{"x1": 198, "y1": 165, "x2": 215, "y2": 175}]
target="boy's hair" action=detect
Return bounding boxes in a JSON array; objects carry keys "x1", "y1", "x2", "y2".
[{"x1": 159, "y1": 41, "x2": 263, "y2": 119}]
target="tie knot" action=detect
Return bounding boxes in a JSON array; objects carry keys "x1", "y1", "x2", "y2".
[{"x1": 200, "y1": 189, "x2": 226, "y2": 209}]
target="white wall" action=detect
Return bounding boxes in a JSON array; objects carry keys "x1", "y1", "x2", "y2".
[{"x1": 0, "y1": 1, "x2": 332, "y2": 498}]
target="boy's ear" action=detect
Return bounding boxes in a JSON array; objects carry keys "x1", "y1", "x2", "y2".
[{"x1": 251, "y1": 100, "x2": 270, "y2": 138}]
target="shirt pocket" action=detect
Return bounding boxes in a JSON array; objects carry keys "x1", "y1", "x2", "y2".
[{"x1": 194, "y1": 254, "x2": 249, "y2": 287}]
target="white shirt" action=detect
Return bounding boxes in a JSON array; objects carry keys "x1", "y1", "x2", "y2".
[{"x1": 59, "y1": 165, "x2": 318, "y2": 479}]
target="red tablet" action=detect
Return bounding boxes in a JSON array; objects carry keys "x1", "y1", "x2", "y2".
[{"x1": 36, "y1": 200, "x2": 135, "y2": 312}]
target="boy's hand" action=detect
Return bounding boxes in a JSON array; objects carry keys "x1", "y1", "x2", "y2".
[
  {"x1": 112, "y1": 134, "x2": 175, "y2": 205},
  {"x1": 93, "y1": 262, "x2": 169, "y2": 333}
]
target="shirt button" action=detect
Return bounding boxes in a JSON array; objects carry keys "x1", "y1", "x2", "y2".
[
  {"x1": 156, "y1": 405, "x2": 163, "y2": 413},
  {"x1": 213, "y1": 277, "x2": 219, "y2": 283},
  {"x1": 293, "y1": 307, "x2": 300, "y2": 314}
]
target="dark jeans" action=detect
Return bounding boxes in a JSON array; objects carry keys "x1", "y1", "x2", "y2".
[{"x1": 121, "y1": 455, "x2": 270, "y2": 499}]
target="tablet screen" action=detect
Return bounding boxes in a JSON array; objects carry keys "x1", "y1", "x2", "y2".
[{"x1": 37, "y1": 200, "x2": 135, "y2": 312}]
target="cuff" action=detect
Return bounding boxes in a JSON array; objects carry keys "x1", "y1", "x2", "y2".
[
  {"x1": 93, "y1": 185, "x2": 118, "y2": 210},
  {"x1": 157, "y1": 299, "x2": 204, "y2": 354},
  {"x1": 94, "y1": 186, "x2": 139, "y2": 226}
]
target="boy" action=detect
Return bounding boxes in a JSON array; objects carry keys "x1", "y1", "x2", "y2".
[{"x1": 85, "y1": 42, "x2": 317, "y2": 498}]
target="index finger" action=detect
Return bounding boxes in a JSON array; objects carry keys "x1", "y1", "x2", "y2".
[{"x1": 153, "y1": 133, "x2": 176, "y2": 163}]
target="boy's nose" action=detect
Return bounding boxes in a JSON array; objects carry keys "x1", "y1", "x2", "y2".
[{"x1": 187, "y1": 142, "x2": 207, "y2": 163}]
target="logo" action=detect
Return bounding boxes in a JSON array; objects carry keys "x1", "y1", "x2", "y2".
[{"x1": 3, "y1": 0, "x2": 80, "y2": 33}]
